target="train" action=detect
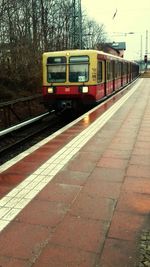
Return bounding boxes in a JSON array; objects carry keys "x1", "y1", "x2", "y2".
[{"x1": 42, "y1": 49, "x2": 139, "y2": 113}]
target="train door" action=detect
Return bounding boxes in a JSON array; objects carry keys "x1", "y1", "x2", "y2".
[
  {"x1": 104, "y1": 60, "x2": 107, "y2": 96},
  {"x1": 97, "y1": 60, "x2": 106, "y2": 99},
  {"x1": 113, "y1": 61, "x2": 116, "y2": 91},
  {"x1": 105, "y1": 60, "x2": 110, "y2": 96},
  {"x1": 127, "y1": 63, "x2": 129, "y2": 83},
  {"x1": 121, "y1": 62, "x2": 123, "y2": 87},
  {"x1": 106, "y1": 60, "x2": 113, "y2": 95},
  {"x1": 114, "y1": 61, "x2": 120, "y2": 91},
  {"x1": 125, "y1": 62, "x2": 128, "y2": 84},
  {"x1": 129, "y1": 63, "x2": 131, "y2": 82},
  {"x1": 118, "y1": 61, "x2": 122, "y2": 89}
]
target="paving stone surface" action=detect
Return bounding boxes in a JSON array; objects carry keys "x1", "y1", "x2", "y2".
[{"x1": 0, "y1": 79, "x2": 150, "y2": 266}]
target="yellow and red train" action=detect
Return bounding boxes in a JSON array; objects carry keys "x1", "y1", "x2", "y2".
[{"x1": 42, "y1": 49, "x2": 139, "y2": 112}]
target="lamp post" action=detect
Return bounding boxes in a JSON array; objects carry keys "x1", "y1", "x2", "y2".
[
  {"x1": 107, "y1": 31, "x2": 135, "y2": 59},
  {"x1": 144, "y1": 30, "x2": 148, "y2": 71},
  {"x1": 108, "y1": 32, "x2": 135, "y2": 38},
  {"x1": 134, "y1": 31, "x2": 148, "y2": 71},
  {"x1": 140, "y1": 35, "x2": 143, "y2": 62}
]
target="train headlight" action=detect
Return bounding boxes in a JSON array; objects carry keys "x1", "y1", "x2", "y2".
[
  {"x1": 82, "y1": 86, "x2": 88, "y2": 93},
  {"x1": 48, "y1": 87, "x2": 53, "y2": 93}
]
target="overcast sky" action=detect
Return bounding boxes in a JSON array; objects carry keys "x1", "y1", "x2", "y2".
[{"x1": 82, "y1": 0, "x2": 150, "y2": 60}]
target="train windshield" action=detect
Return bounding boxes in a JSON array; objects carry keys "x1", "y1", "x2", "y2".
[
  {"x1": 47, "y1": 57, "x2": 66, "y2": 82},
  {"x1": 69, "y1": 56, "x2": 89, "y2": 82}
]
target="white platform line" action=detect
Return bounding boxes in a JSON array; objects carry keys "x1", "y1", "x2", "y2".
[
  {"x1": 0, "y1": 79, "x2": 139, "y2": 173},
  {"x1": 0, "y1": 79, "x2": 142, "y2": 232}
]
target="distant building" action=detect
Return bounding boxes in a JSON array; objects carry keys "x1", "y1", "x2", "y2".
[{"x1": 98, "y1": 42, "x2": 126, "y2": 58}]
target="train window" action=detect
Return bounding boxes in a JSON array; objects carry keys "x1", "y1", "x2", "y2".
[
  {"x1": 97, "y1": 61, "x2": 102, "y2": 82},
  {"x1": 118, "y1": 62, "x2": 121, "y2": 77},
  {"x1": 69, "y1": 56, "x2": 89, "y2": 63},
  {"x1": 110, "y1": 62, "x2": 113, "y2": 80},
  {"x1": 47, "y1": 57, "x2": 66, "y2": 64},
  {"x1": 107, "y1": 61, "x2": 113, "y2": 80},
  {"x1": 123, "y1": 62, "x2": 127, "y2": 75},
  {"x1": 47, "y1": 56, "x2": 66, "y2": 82},
  {"x1": 69, "y1": 56, "x2": 89, "y2": 82},
  {"x1": 115, "y1": 62, "x2": 118, "y2": 78},
  {"x1": 107, "y1": 62, "x2": 110, "y2": 80},
  {"x1": 115, "y1": 62, "x2": 121, "y2": 78},
  {"x1": 128, "y1": 63, "x2": 131, "y2": 74},
  {"x1": 127, "y1": 63, "x2": 130, "y2": 74}
]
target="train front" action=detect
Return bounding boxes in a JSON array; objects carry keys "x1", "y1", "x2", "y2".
[{"x1": 42, "y1": 50, "x2": 97, "y2": 113}]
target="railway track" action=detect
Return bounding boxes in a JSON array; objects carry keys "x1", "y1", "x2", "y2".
[
  {"x1": 0, "y1": 111, "x2": 81, "y2": 165},
  {"x1": 0, "y1": 77, "x2": 140, "y2": 166}
]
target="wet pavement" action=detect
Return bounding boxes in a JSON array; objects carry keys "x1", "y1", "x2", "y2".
[{"x1": 0, "y1": 78, "x2": 150, "y2": 267}]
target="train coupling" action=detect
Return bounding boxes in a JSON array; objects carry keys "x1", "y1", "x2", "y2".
[{"x1": 59, "y1": 100, "x2": 72, "y2": 110}]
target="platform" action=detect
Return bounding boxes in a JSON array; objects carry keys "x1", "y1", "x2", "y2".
[{"x1": 0, "y1": 78, "x2": 150, "y2": 267}]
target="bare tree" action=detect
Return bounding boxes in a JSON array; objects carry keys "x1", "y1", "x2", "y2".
[
  {"x1": 82, "y1": 17, "x2": 106, "y2": 49},
  {"x1": 0, "y1": 0, "x2": 107, "y2": 99}
]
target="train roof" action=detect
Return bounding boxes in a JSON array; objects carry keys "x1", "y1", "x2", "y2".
[{"x1": 43, "y1": 49, "x2": 139, "y2": 65}]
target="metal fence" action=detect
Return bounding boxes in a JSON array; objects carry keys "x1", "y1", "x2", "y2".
[{"x1": 0, "y1": 94, "x2": 46, "y2": 130}]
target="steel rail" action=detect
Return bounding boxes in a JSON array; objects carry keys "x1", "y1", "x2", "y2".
[{"x1": 0, "y1": 112, "x2": 50, "y2": 137}]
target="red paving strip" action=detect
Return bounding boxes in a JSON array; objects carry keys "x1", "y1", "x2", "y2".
[
  {"x1": 0, "y1": 79, "x2": 150, "y2": 266},
  {"x1": 116, "y1": 190, "x2": 150, "y2": 214},
  {"x1": 0, "y1": 84, "x2": 135, "y2": 198},
  {"x1": 99, "y1": 239, "x2": 137, "y2": 267},
  {"x1": 108, "y1": 211, "x2": 144, "y2": 241},
  {"x1": 127, "y1": 165, "x2": 150, "y2": 178},
  {"x1": 32, "y1": 245, "x2": 96, "y2": 267},
  {"x1": 69, "y1": 192, "x2": 116, "y2": 221}
]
